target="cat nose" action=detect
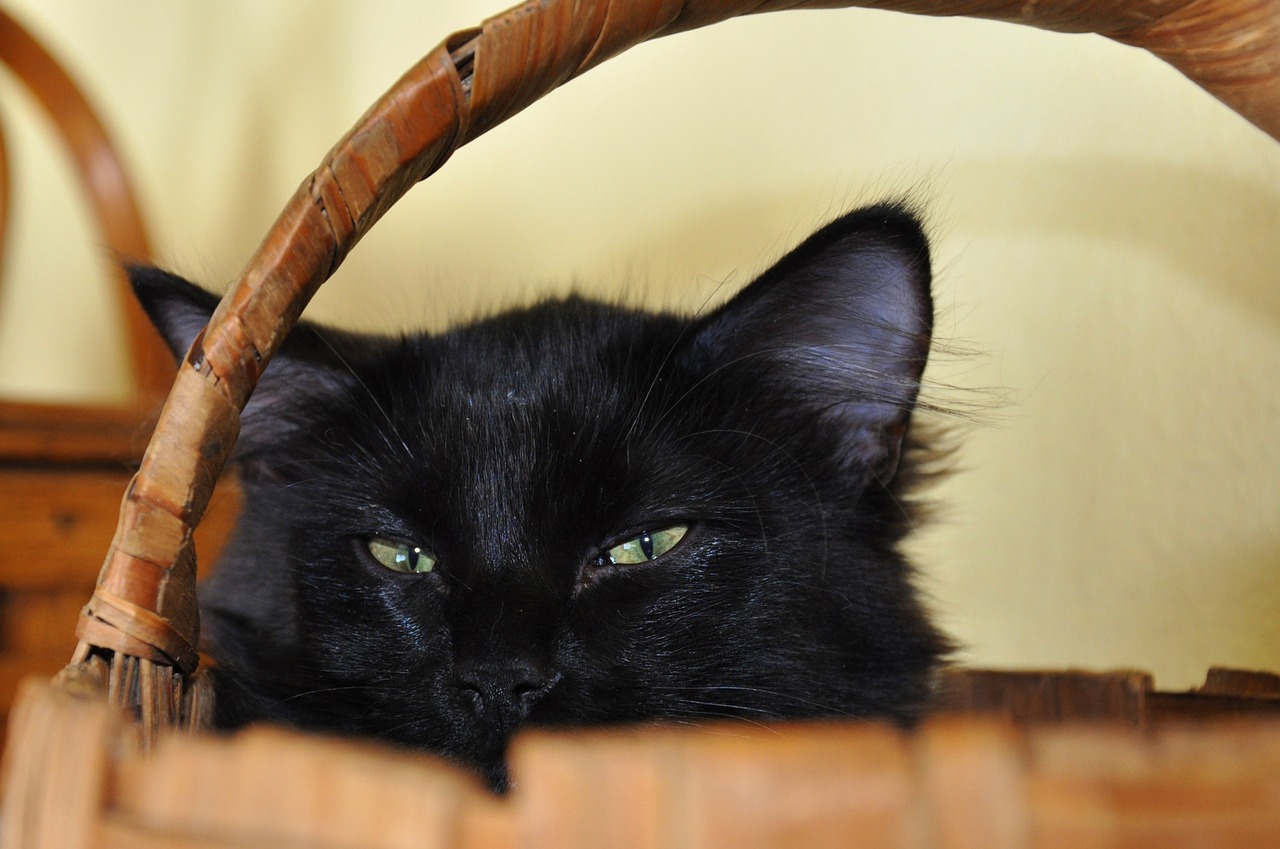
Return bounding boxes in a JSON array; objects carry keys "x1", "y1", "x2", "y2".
[{"x1": 455, "y1": 661, "x2": 560, "y2": 729}]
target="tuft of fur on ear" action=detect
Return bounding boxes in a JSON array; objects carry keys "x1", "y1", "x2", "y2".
[
  {"x1": 128, "y1": 265, "x2": 367, "y2": 476},
  {"x1": 691, "y1": 202, "x2": 933, "y2": 481}
]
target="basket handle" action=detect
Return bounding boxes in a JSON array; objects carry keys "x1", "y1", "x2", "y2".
[{"x1": 69, "y1": 0, "x2": 1280, "y2": 732}]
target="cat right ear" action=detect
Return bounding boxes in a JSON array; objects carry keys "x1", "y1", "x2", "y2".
[
  {"x1": 686, "y1": 202, "x2": 934, "y2": 484},
  {"x1": 129, "y1": 265, "x2": 222, "y2": 361}
]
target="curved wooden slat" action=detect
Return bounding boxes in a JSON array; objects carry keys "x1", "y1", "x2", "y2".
[
  {"x1": 0, "y1": 7, "x2": 169, "y2": 406},
  {"x1": 0, "y1": 112, "x2": 10, "y2": 289}
]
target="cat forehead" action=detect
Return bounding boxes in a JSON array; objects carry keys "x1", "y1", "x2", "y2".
[{"x1": 426, "y1": 301, "x2": 682, "y2": 393}]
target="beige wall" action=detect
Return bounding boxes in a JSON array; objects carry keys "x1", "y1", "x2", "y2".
[{"x1": 3, "y1": 1, "x2": 1277, "y2": 688}]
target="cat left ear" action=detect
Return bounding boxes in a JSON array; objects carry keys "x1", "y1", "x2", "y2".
[
  {"x1": 129, "y1": 265, "x2": 222, "y2": 360},
  {"x1": 129, "y1": 265, "x2": 364, "y2": 469},
  {"x1": 690, "y1": 203, "x2": 933, "y2": 481}
]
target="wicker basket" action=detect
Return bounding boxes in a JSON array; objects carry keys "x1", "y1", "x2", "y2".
[{"x1": 3, "y1": 1, "x2": 1279, "y2": 846}]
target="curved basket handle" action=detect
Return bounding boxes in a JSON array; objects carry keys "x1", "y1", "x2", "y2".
[{"x1": 69, "y1": 0, "x2": 1280, "y2": 733}]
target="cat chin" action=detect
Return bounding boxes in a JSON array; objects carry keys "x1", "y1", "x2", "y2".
[
  {"x1": 381, "y1": 705, "x2": 518, "y2": 793},
  {"x1": 468, "y1": 746, "x2": 516, "y2": 794}
]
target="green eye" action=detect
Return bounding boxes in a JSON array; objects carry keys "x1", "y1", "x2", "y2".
[
  {"x1": 367, "y1": 537, "x2": 436, "y2": 574},
  {"x1": 606, "y1": 524, "x2": 689, "y2": 565}
]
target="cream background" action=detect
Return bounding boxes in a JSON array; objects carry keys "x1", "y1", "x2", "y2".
[{"x1": 1, "y1": 1, "x2": 1277, "y2": 688}]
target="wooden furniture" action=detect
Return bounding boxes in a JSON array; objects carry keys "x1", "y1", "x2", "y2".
[
  {"x1": 1, "y1": 2, "x2": 1278, "y2": 846},
  {"x1": 936, "y1": 667, "x2": 1280, "y2": 726},
  {"x1": 0, "y1": 6, "x2": 168, "y2": 457},
  {"x1": 0, "y1": 8, "x2": 238, "y2": 744}
]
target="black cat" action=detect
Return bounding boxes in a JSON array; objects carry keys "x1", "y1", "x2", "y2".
[{"x1": 132, "y1": 202, "x2": 949, "y2": 790}]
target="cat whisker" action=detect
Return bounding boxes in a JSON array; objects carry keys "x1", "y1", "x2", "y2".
[
  {"x1": 626, "y1": 344, "x2": 796, "y2": 448},
  {"x1": 617, "y1": 277, "x2": 731, "y2": 455},
  {"x1": 266, "y1": 683, "x2": 404, "y2": 707},
  {"x1": 663, "y1": 684, "x2": 858, "y2": 717},
  {"x1": 673, "y1": 703, "x2": 780, "y2": 729},
  {"x1": 368, "y1": 716, "x2": 439, "y2": 742},
  {"x1": 313, "y1": 329, "x2": 414, "y2": 463}
]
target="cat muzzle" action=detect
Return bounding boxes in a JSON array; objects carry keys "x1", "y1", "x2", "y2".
[{"x1": 454, "y1": 660, "x2": 561, "y2": 735}]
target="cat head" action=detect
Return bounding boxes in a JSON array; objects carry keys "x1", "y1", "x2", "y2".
[{"x1": 132, "y1": 202, "x2": 947, "y2": 790}]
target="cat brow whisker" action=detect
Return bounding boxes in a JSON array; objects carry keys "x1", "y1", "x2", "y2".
[
  {"x1": 617, "y1": 279, "x2": 730, "y2": 455},
  {"x1": 313, "y1": 328, "x2": 415, "y2": 462},
  {"x1": 637, "y1": 343, "x2": 818, "y2": 437}
]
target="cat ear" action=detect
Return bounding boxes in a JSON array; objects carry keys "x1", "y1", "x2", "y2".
[
  {"x1": 129, "y1": 266, "x2": 363, "y2": 473},
  {"x1": 691, "y1": 203, "x2": 933, "y2": 481},
  {"x1": 129, "y1": 265, "x2": 222, "y2": 360}
]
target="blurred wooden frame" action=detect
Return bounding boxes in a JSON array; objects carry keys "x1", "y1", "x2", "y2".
[
  {"x1": 0, "y1": 7, "x2": 172, "y2": 464},
  {"x1": 0, "y1": 8, "x2": 236, "y2": 743}
]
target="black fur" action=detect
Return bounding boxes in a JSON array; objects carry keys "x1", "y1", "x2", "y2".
[{"x1": 131, "y1": 202, "x2": 950, "y2": 790}]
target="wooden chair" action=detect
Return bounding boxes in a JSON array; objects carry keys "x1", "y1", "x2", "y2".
[
  {"x1": 0, "y1": 8, "x2": 236, "y2": 744},
  {"x1": 1, "y1": 2, "x2": 1277, "y2": 846}
]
